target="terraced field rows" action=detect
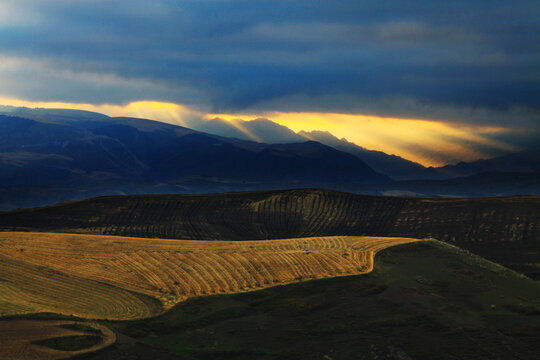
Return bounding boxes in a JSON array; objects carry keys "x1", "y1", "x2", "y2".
[
  {"x1": 0, "y1": 255, "x2": 159, "y2": 319},
  {"x1": 2, "y1": 189, "x2": 537, "y2": 245},
  {"x1": 2, "y1": 189, "x2": 535, "y2": 272},
  {"x1": 0, "y1": 232, "x2": 417, "y2": 319}
]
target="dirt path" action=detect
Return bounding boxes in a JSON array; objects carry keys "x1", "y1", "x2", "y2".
[{"x1": 0, "y1": 319, "x2": 116, "y2": 360}]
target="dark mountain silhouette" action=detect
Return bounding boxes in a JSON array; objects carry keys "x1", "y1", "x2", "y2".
[
  {"x1": 185, "y1": 116, "x2": 540, "y2": 182},
  {"x1": 0, "y1": 106, "x2": 109, "y2": 122},
  {"x1": 375, "y1": 170, "x2": 540, "y2": 197},
  {"x1": 190, "y1": 117, "x2": 430, "y2": 179},
  {"x1": 0, "y1": 112, "x2": 389, "y2": 209},
  {"x1": 0, "y1": 107, "x2": 538, "y2": 210},
  {"x1": 428, "y1": 148, "x2": 540, "y2": 179}
]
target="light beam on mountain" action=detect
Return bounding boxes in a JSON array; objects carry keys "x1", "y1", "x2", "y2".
[
  {"x1": 0, "y1": 98, "x2": 194, "y2": 128},
  {"x1": 208, "y1": 111, "x2": 516, "y2": 167},
  {"x1": 0, "y1": 98, "x2": 517, "y2": 167}
]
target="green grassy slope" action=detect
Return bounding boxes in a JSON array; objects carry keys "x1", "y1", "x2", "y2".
[{"x1": 80, "y1": 241, "x2": 540, "y2": 360}]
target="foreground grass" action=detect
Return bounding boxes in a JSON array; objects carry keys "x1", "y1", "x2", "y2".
[{"x1": 85, "y1": 240, "x2": 540, "y2": 360}]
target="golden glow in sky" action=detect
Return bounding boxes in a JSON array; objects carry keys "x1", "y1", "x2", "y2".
[
  {"x1": 208, "y1": 111, "x2": 515, "y2": 167},
  {"x1": 0, "y1": 97, "x2": 515, "y2": 167},
  {"x1": 0, "y1": 98, "x2": 195, "y2": 128}
]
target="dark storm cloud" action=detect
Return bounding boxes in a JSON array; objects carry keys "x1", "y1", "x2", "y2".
[{"x1": 0, "y1": 1, "x2": 539, "y2": 127}]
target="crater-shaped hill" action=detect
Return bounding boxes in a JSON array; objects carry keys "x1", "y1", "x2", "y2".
[{"x1": 1, "y1": 189, "x2": 539, "y2": 276}]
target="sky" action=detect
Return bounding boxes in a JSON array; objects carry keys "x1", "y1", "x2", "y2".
[{"x1": 0, "y1": 1, "x2": 538, "y2": 166}]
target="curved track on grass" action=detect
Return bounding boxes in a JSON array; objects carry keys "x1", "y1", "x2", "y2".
[{"x1": 0, "y1": 320, "x2": 115, "y2": 360}]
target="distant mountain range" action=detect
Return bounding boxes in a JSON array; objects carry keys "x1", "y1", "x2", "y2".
[
  {"x1": 0, "y1": 107, "x2": 538, "y2": 210},
  {"x1": 431, "y1": 148, "x2": 540, "y2": 178},
  {"x1": 0, "y1": 109, "x2": 391, "y2": 209},
  {"x1": 193, "y1": 117, "x2": 429, "y2": 180},
  {"x1": 195, "y1": 117, "x2": 305, "y2": 144},
  {"x1": 195, "y1": 117, "x2": 540, "y2": 181}
]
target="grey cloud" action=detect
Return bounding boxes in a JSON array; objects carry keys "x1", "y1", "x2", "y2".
[{"x1": 0, "y1": 0, "x2": 538, "y2": 137}]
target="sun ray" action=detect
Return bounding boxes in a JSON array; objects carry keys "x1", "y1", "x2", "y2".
[{"x1": 0, "y1": 97, "x2": 517, "y2": 167}]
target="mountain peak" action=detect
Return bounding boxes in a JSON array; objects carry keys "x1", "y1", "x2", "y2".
[
  {"x1": 299, "y1": 130, "x2": 356, "y2": 147},
  {"x1": 193, "y1": 117, "x2": 304, "y2": 144}
]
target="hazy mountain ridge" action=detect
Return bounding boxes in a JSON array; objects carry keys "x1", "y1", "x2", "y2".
[
  {"x1": 431, "y1": 148, "x2": 540, "y2": 178},
  {"x1": 194, "y1": 117, "x2": 306, "y2": 144},
  {"x1": 193, "y1": 116, "x2": 540, "y2": 181},
  {"x1": 0, "y1": 112, "x2": 388, "y2": 190},
  {"x1": 193, "y1": 117, "x2": 430, "y2": 179},
  {"x1": 0, "y1": 107, "x2": 538, "y2": 210},
  {"x1": 5, "y1": 107, "x2": 538, "y2": 180},
  {"x1": 298, "y1": 130, "x2": 433, "y2": 180}
]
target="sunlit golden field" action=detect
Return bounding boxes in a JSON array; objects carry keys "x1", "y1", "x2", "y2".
[{"x1": 0, "y1": 232, "x2": 418, "y2": 320}]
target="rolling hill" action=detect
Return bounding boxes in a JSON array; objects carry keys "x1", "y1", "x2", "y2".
[
  {"x1": 1, "y1": 188, "x2": 539, "y2": 359},
  {"x1": 1, "y1": 189, "x2": 538, "y2": 278},
  {"x1": 77, "y1": 241, "x2": 540, "y2": 360},
  {"x1": 2, "y1": 235, "x2": 539, "y2": 359},
  {"x1": 0, "y1": 320, "x2": 115, "y2": 360}
]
